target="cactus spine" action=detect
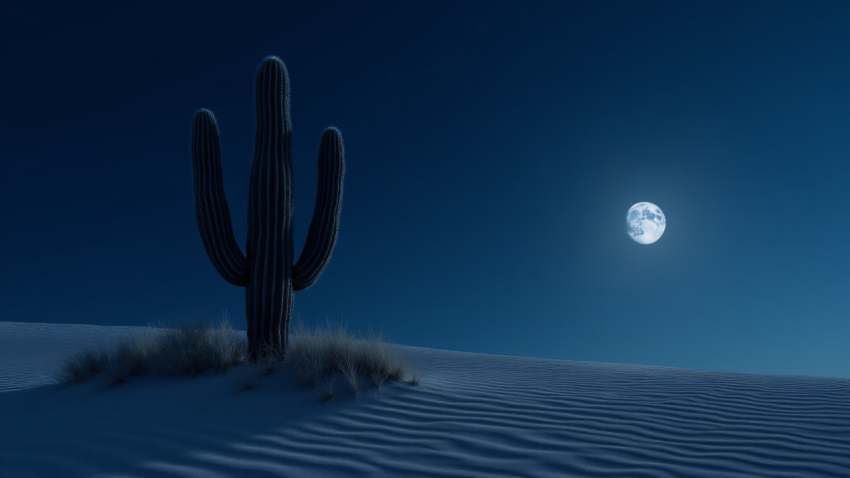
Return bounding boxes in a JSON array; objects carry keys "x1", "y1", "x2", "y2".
[{"x1": 191, "y1": 56, "x2": 345, "y2": 359}]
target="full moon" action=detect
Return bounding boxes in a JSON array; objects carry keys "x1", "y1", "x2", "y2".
[{"x1": 625, "y1": 202, "x2": 666, "y2": 244}]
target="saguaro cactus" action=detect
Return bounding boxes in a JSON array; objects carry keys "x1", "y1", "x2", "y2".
[{"x1": 191, "y1": 56, "x2": 345, "y2": 360}]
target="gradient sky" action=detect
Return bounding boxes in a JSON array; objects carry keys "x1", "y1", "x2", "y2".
[{"x1": 1, "y1": 1, "x2": 848, "y2": 378}]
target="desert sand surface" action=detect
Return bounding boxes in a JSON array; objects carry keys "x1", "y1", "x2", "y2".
[{"x1": 1, "y1": 321, "x2": 848, "y2": 477}]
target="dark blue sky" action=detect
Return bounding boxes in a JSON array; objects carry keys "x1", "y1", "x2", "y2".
[{"x1": 2, "y1": 1, "x2": 848, "y2": 377}]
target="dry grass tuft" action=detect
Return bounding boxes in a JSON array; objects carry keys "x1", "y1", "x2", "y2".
[
  {"x1": 316, "y1": 375, "x2": 338, "y2": 402},
  {"x1": 388, "y1": 364, "x2": 406, "y2": 382},
  {"x1": 55, "y1": 311, "x2": 247, "y2": 386},
  {"x1": 338, "y1": 355, "x2": 359, "y2": 396},
  {"x1": 101, "y1": 332, "x2": 157, "y2": 386},
  {"x1": 285, "y1": 322, "x2": 409, "y2": 398},
  {"x1": 55, "y1": 313, "x2": 414, "y2": 400},
  {"x1": 54, "y1": 343, "x2": 110, "y2": 384},
  {"x1": 148, "y1": 316, "x2": 245, "y2": 375},
  {"x1": 370, "y1": 372, "x2": 387, "y2": 389}
]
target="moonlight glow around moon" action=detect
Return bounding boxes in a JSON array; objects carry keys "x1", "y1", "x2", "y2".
[{"x1": 625, "y1": 202, "x2": 666, "y2": 244}]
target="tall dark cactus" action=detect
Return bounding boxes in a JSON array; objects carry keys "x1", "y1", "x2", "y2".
[{"x1": 191, "y1": 56, "x2": 345, "y2": 359}]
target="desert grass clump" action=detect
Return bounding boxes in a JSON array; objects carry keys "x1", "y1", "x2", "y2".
[
  {"x1": 359, "y1": 331, "x2": 408, "y2": 388},
  {"x1": 338, "y1": 355, "x2": 360, "y2": 396},
  {"x1": 55, "y1": 312, "x2": 248, "y2": 386},
  {"x1": 410, "y1": 373, "x2": 422, "y2": 386},
  {"x1": 54, "y1": 313, "x2": 416, "y2": 398},
  {"x1": 285, "y1": 321, "x2": 410, "y2": 398},
  {"x1": 148, "y1": 316, "x2": 245, "y2": 375},
  {"x1": 285, "y1": 324, "x2": 327, "y2": 388},
  {"x1": 101, "y1": 330, "x2": 159, "y2": 386},
  {"x1": 54, "y1": 343, "x2": 110, "y2": 384},
  {"x1": 285, "y1": 321, "x2": 354, "y2": 387},
  {"x1": 370, "y1": 372, "x2": 387, "y2": 389}
]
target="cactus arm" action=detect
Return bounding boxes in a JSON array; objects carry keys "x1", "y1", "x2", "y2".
[
  {"x1": 293, "y1": 127, "x2": 345, "y2": 291},
  {"x1": 191, "y1": 109, "x2": 249, "y2": 286},
  {"x1": 191, "y1": 55, "x2": 343, "y2": 358}
]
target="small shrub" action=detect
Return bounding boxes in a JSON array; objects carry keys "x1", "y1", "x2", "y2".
[{"x1": 410, "y1": 373, "x2": 421, "y2": 386}]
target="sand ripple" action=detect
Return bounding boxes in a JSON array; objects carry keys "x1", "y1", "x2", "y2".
[{"x1": 0, "y1": 322, "x2": 847, "y2": 477}]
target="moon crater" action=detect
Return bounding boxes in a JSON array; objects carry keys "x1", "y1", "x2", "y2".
[{"x1": 625, "y1": 202, "x2": 666, "y2": 244}]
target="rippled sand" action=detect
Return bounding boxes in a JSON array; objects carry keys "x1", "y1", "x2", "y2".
[{"x1": 1, "y1": 321, "x2": 848, "y2": 477}]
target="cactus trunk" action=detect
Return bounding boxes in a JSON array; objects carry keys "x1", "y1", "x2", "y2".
[
  {"x1": 191, "y1": 56, "x2": 344, "y2": 360},
  {"x1": 245, "y1": 58, "x2": 294, "y2": 355}
]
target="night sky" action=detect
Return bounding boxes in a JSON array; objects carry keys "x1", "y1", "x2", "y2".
[{"x1": 2, "y1": 1, "x2": 848, "y2": 378}]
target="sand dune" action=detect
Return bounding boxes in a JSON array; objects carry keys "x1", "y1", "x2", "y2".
[{"x1": 1, "y1": 321, "x2": 847, "y2": 477}]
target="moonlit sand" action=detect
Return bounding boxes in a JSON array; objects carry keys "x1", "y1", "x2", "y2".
[{"x1": 1, "y1": 322, "x2": 848, "y2": 477}]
